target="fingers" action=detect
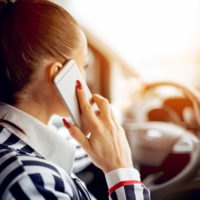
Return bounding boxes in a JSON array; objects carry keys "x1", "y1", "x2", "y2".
[
  {"x1": 110, "y1": 108, "x2": 120, "y2": 127},
  {"x1": 76, "y1": 80, "x2": 114, "y2": 126},
  {"x1": 76, "y1": 81, "x2": 98, "y2": 128},
  {"x1": 63, "y1": 119, "x2": 89, "y2": 150},
  {"x1": 92, "y1": 94, "x2": 112, "y2": 120}
]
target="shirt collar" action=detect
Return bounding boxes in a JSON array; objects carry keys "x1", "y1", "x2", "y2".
[{"x1": 0, "y1": 102, "x2": 76, "y2": 174}]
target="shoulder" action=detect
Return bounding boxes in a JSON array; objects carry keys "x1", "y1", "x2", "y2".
[{"x1": 0, "y1": 148, "x2": 74, "y2": 200}]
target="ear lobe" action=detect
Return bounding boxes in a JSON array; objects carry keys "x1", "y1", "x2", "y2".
[{"x1": 49, "y1": 62, "x2": 62, "y2": 81}]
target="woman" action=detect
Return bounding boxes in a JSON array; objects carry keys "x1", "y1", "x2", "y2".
[{"x1": 0, "y1": 0, "x2": 150, "y2": 199}]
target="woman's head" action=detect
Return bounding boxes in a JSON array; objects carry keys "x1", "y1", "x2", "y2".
[{"x1": 0, "y1": 0, "x2": 87, "y2": 107}]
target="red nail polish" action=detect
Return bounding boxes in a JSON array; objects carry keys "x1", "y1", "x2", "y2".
[
  {"x1": 62, "y1": 118, "x2": 70, "y2": 129},
  {"x1": 76, "y1": 80, "x2": 82, "y2": 89}
]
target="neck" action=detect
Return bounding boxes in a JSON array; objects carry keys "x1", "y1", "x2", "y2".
[{"x1": 14, "y1": 99, "x2": 51, "y2": 125}]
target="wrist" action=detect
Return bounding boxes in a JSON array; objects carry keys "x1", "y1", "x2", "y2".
[
  {"x1": 105, "y1": 168, "x2": 142, "y2": 194},
  {"x1": 103, "y1": 164, "x2": 133, "y2": 174}
]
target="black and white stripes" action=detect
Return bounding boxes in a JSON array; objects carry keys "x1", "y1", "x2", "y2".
[
  {"x1": 0, "y1": 122, "x2": 151, "y2": 200},
  {"x1": 110, "y1": 184, "x2": 150, "y2": 200},
  {"x1": 0, "y1": 127, "x2": 76, "y2": 199}
]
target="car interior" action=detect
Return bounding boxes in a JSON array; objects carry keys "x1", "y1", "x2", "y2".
[
  {"x1": 77, "y1": 31, "x2": 200, "y2": 200},
  {"x1": 50, "y1": 0, "x2": 200, "y2": 199}
]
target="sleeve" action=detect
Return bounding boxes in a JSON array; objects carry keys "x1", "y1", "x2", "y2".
[
  {"x1": 5, "y1": 173, "x2": 73, "y2": 200},
  {"x1": 105, "y1": 168, "x2": 151, "y2": 200}
]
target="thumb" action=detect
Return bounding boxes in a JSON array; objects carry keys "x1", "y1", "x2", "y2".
[{"x1": 62, "y1": 119, "x2": 90, "y2": 150}]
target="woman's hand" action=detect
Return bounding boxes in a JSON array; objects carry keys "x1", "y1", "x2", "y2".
[{"x1": 63, "y1": 81, "x2": 133, "y2": 174}]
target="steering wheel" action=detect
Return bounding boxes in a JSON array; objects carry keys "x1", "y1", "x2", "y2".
[{"x1": 123, "y1": 81, "x2": 200, "y2": 199}]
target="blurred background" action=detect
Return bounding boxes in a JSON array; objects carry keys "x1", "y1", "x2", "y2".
[
  {"x1": 50, "y1": 1, "x2": 200, "y2": 199},
  {"x1": 52, "y1": 0, "x2": 200, "y2": 84}
]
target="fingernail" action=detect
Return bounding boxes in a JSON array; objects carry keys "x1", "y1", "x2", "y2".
[
  {"x1": 62, "y1": 118, "x2": 70, "y2": 129},
  {"x1": 90, "y1": 98, "x2": 94, "y2": 104},
  {"x1": 76, "y1": 80, "x2": 82, "y2": 89}
]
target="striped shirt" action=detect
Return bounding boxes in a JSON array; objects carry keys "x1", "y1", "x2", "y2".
[{"x1": 0, "y1": 103, "x2": 151, "y2": 200}]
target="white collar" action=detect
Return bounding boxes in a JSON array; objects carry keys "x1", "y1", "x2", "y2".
[{"x1": 0, "y1": 102, "x2": 76, "y2": 174}]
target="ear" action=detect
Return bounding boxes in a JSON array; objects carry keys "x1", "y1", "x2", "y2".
[{"x1": 48, "y1": 62, "x2": 62, "y2": 82}]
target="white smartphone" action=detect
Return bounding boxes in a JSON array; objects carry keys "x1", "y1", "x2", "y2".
[{"x1": 53, "y1": 59, "x2": 98, "y2": 127}]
